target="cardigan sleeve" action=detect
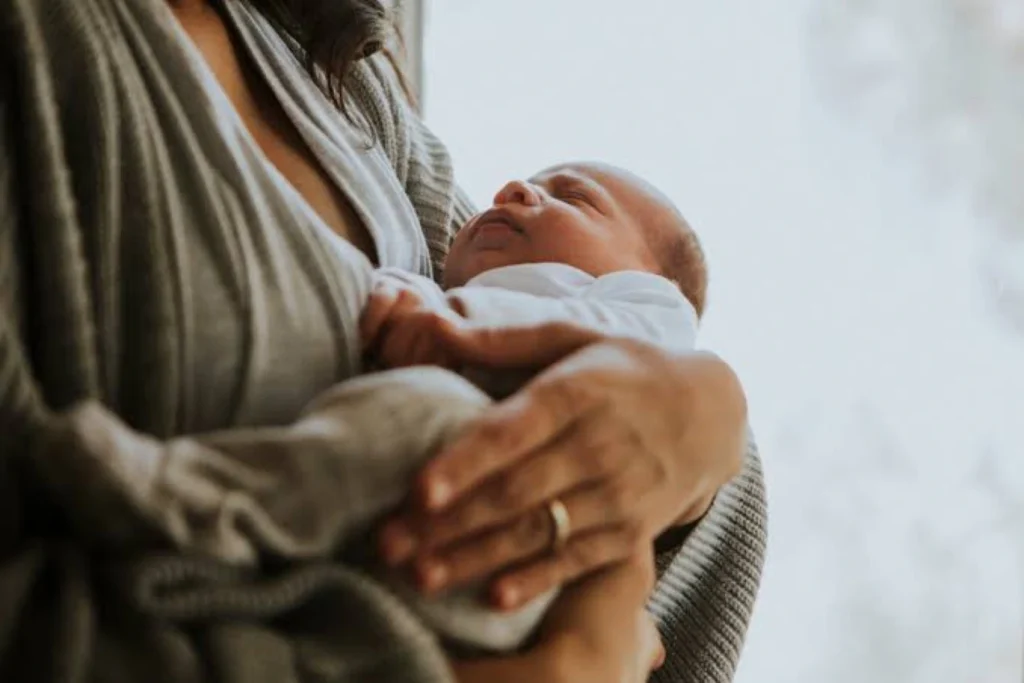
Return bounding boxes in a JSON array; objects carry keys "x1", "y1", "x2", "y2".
[{"x1": 649, "y1": 433, "x2": 768, "y2": 683}]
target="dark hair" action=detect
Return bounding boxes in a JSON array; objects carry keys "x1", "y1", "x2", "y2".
[{"x1": 244, "y1": 0, "x2": 416, "y2": 113}]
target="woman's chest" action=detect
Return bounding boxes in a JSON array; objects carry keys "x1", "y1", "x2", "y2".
[
  {"x1": 34, "y1": 0, "x2": 437, "y2": 432},
  {"x1": 170, "y1": 3, "x2": 378, "y2": 262}
]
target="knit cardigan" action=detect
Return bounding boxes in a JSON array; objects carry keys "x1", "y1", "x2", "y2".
[{"x1": 0, "y1": 1, "x2": 767, "y2": 681}]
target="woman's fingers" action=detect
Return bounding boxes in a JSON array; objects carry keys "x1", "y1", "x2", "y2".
[
  {"x1": 434, "y1": 320, "x2": 603, "y2": 370},
  {"x1": 410, "y1": 426, "x2": 614, "y2": 551},
  {"x1": 405, "y1": 484, "x2": 629, "y2": 592},
  {"x1": 488, "y1": 527, "x2": 640, "y2": 610},
  {"x1": 416, "y1": 380, "x2": 586, "y2": 511},
  {"x1": 411, "y1": 504, "x2": 553, "y2": 594}
]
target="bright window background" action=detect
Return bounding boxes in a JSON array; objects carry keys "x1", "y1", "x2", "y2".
[{"x1": 421, "y1": 2, "x2": 1024, "y2": 681}]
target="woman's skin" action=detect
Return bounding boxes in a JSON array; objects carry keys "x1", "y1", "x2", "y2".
[
  {"x1": 453, "y1": 553, "x2": 665, "y2": 683},
  {"x1": 167, "y1": 1, "x2": 749, "y2": 680},
  {"x1": 169, "y1": 0, "x2": 378, "y2": 260}
]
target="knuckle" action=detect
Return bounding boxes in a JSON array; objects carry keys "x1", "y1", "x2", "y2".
[
  {"x1": 539, "y1": 377, "x2": 589, "y2": 415},
  {"x1": 494, "y1": 529, "x2": 525, "y2": 563},
  {"x1": 620, "y1": 520, "x2": 644, "y2": 547},
  {"x1": 565, "y1": 536, "x2": 610, "y2": 573},
  {"x1": 603, "y1": 478, "x2": 634, "y2": 517},
  {"x1": 591, "y1": 442, "x2": 621, "y2": 475},
  {"x1": 430, "y1": 503, "x2": 477, "y2": 545},
  {"x1": 475, "y1": 418, "x2": 515, "y2": 452},
  {"x1": 493, "y1": 473, "x2": 530, "y2": 510},
  {"x1": 563, "y1": 544, "x2": 591, "y2": 575}
]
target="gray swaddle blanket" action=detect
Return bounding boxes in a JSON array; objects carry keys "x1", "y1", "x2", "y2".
[
  {"x1": 0, "y1": 0, "x2": 768, "y2": 681},
  {"x1": 39, "y1": 367, "x2": 554, "y2": 652}
]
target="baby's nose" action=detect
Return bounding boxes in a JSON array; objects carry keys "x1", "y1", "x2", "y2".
[{"x1": 494, "y1": 180, "x2": 541, "y2": 207}]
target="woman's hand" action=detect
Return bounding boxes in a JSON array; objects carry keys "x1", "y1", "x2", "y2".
[
  {"x1": 379, "y1": 321, "x2": 747, "y2": 609},
  {"x1": 452, "y1": 552, "x2": 664, "y2": 683}
]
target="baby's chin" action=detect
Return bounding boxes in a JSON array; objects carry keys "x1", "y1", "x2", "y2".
[{"x1": 443, "y1": 251, "x2": 521, "y2": 288}]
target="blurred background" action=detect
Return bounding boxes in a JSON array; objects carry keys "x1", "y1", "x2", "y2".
[{"x1": 408, "y1": 1, "x2": 1024, "y2": 681}]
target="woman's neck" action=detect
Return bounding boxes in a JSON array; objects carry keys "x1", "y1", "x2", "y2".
[{"x1": 167, "y1": 0, "x2": 215, "y2": 15}]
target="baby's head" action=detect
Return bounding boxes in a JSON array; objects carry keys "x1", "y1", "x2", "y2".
[{"x1": 443, "y1": 162, "x2": 707, "y2": 316}]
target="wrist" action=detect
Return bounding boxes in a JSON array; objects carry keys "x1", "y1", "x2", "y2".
[{"x1": 535, "y1": 632, "x2": 586, "y2": 683}]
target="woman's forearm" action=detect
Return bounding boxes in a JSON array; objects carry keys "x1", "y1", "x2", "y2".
[
  {"x1": 670, "y1": 351, "x2": 747, "y2": 526},
  {"x1": 678, "y1": 351, "x2": 748, "y2": 442},
  {"x1": 451, "y1": 641, "x2": 567, "y2": 683}
]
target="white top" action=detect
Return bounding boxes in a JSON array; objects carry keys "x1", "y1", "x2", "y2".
[{"x1": 375, "y1": 263, "x2": 698, "y2": 353}]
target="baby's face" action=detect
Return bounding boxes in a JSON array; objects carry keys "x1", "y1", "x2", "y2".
[{"x1": 443, "y1": 163, "x2": 668, "y2": 288}]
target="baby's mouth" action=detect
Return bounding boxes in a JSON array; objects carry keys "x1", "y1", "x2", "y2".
[
  {"x1": 469, "y1": 209, "x2": 526, "y2": 249},
  {"x1": 471, "y1": 210, "x2": 525, "y2": 240}
]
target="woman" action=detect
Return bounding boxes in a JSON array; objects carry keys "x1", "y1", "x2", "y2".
[{"x1": 0, "y1": 0, "x2": 766, "y2": 681}]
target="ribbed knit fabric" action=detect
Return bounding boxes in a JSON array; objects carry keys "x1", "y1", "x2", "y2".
[{"x1": 0, "y1": 1, "x2": 767, "y2": 682}]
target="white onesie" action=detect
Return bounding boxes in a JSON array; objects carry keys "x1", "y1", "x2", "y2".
[{"x1": 376, "y1": 262, "x2": 699, "y2": 353}]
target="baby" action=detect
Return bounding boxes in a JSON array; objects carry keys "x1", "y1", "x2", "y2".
[
  {"x1": 362, "y1": 162, "x2": 707, "y2": 378},
  {"x1": 81, "y1": 162, "x2": 709, "y2": 656},
  {"x1": 340, "y1": 162, "x2": 709, "y2": 649}
]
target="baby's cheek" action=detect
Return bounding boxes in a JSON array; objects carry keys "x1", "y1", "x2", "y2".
[{"x1": 541, "y1": 226, "x2": 631, "y2": 275}]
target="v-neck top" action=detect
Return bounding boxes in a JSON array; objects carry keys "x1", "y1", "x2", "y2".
[{"x1": 138, "y1": 0, "x2": 435, "y2": 429}]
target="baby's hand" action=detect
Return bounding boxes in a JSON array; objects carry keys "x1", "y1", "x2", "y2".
[{"x1": 360, "y1": 282, "x2": 462, "y2": 369}]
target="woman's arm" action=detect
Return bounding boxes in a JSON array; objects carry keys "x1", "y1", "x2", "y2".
[
  {"x1": 663, "y1": 351, "x2": 748, "y2": 527},
  {"x1": 454, "y1": 552, "x2": 664, "y2": 683}
]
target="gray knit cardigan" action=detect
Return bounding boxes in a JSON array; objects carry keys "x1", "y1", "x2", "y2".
[{"x1": 0, "y1": 0, "x2": 767, "y2": 681}]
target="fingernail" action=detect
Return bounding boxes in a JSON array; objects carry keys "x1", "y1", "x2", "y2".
[
  {"x1": 418, "y1": 558, "x2": 448, "y2": 592},
  {"x1": 380, "y1": 524, "x2": 418, "y2": 565},
  {"x1": 424, "y1": 477, "x2": 452, "y2": 510}
]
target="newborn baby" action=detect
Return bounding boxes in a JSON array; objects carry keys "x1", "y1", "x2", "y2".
[
  {"x1": 81, "y1": 163, "x2": 709, "y2": 656},
  {"x1": 363, "y1": 162, "x2": 707, "y2": 378},
  {"x1": 339, "y1": 162, "x2": 709, "y2": 648}
]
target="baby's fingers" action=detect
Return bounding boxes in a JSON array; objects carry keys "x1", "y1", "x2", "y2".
[{"x1": 360, "y1": 282, "x2": 400, "y2": 350}]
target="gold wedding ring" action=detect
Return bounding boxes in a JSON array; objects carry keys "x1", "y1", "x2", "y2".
[{"x1": 546, "y1": 498, "x2": 571, "y2": 554}]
